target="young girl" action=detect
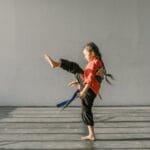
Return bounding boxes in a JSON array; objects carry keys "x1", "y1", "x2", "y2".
[{"x1": 44, "y1": 42, "x2": 109, "y2": 141}]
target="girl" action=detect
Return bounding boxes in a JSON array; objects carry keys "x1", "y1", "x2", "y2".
[{"x1": 44, "y1": 42, "x2": 111, "y2": 141}]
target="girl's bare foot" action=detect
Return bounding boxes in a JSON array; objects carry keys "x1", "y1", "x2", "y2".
[
  {"x1": 44, "y1": 54, "x2": 60, "y2": 68},
  {"x1": 81, "y1": 135, "x2": 96, "y2": 141}
]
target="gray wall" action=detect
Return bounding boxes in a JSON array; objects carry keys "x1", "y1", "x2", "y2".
[{"x1": 0, "y1": 0, "x2": 150, "y2": 106}]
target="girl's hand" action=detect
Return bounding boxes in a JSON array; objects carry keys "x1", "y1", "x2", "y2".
[
  {"x1": 79, "y1": 90, "x2": 86, "y2": 99},
  {"x1": 68, "y1": 80, "x2": 79, "y2": 87}
]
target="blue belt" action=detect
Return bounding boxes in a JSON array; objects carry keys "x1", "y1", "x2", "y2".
[{"x1": 56, "y1": 90, "x2": 79, "y2": 110}]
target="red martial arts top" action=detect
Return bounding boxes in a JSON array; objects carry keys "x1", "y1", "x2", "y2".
[{"x1": 83, "y1": 56, "x2": 103, "y2": 95}]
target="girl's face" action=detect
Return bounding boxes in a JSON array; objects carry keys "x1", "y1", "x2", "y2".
[{"x1": 83, "y1": 48, "x2": 95, "y2": 62}]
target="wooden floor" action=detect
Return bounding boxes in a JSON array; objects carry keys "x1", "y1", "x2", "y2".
[{"x1": 0, "y1": 106, "x2": 150, "y2": 149}]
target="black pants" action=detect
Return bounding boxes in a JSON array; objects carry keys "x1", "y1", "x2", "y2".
[
  {"x1": 60, "y1": 58, "x2": 96, "y2": 126},
  {"x1": 82, "y1": 88, "x2": 96, "y2": 126}
]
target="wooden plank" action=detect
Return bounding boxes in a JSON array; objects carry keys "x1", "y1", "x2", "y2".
[
  {"x1": 1, "y1": 127, "x2": 150, "y2": 134},
  {"x1": 1, "y1": 116, "x2": 150, "y2": 122},
  {"x1": 0, "y1": 133, "x2": 150, "y2": 141},
  {"x1": 0, "y1": 117, "x2": 81, "y2": 123},
  {"x1": 1, "y1": 122, "x2": 150, "y2": 129},
  {"x1": 1, "y1": 112, "x2": 150, "y2": 117},
  {"x1": 0, "y1": 141, "x2": 150, "y2": 149},
  {"x1": 1, "y1": 106, "x2": 150, "y2": 112},
  {"x1": 1, "y1": 106, "x2": 150, "y2": 109}
]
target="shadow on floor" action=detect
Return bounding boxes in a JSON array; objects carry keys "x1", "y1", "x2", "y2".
[{"x1": 0, "y1": 106, "x2": 17, "y2": 120}]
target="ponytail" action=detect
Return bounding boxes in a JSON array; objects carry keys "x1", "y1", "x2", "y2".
[{"x1": 84, "y1": 42, "x2": 114, "y2": 84}]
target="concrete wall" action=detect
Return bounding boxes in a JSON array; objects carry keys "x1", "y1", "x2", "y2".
[{"x1": 0, "y1": 0, "x2": 150, "y2": 106}]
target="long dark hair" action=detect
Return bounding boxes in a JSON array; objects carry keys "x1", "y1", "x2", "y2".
[{"x1": 84, "y1": 42, "x2": 114, "y2": 84}]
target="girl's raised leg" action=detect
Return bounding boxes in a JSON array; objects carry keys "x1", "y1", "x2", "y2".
[{"x1": 44, "y1": 54, "x2": 61, "y2": 68}]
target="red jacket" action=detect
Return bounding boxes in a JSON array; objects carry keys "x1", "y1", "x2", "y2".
[{"x1": 83, "y1": 56, "x2": 103, "y2": 95}]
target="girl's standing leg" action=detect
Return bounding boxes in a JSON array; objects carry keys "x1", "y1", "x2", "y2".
[
  {"x1": 87, "y1": 126, "x2": 96, "y2": 140},
  {"x1": 81, "y1": 113, "x2": 96, "y2": 140},
  {"x1": 81, "y1": 89, "x2": 96, "y2": 141}
]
